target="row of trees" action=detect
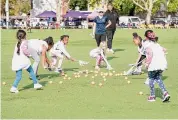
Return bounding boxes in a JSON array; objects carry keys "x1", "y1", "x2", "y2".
[
  {"x1": 1, "y1": 0, "x2": 30, "y2": 16},
  {"x1": 1, "y1": 0, "x2": 178, "y2": 24},
  {"x1": 69, "y1": 0, "x2": 178, "y2": 24}
]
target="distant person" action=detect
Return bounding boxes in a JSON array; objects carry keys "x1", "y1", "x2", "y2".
[
  {"x1": 93, "y1": 8, "x2": 111, "y2": 47},
  {"x1": 26, "y1": 13, "x2": 31, "y2": 32},
  {"x1": 104, "y1": 3, "x2": 119, "y2": 54}
]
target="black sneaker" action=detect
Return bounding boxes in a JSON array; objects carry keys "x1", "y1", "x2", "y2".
[{"x1": 29, "y1": 75, "x2": 40, "y2": 80}]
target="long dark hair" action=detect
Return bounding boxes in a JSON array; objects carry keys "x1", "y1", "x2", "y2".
[
  {"x1": 44, "y1": 36, "x2": 54, "y2": 46},
  {"x1": 16, "y1": 30, "x2": 26, "y2": 55},
  {"x1": 145, "y1": 30, "x2": 158, "y2": 42}
]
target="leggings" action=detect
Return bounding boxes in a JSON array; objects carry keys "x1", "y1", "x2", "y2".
[{"x1": 12, "y1": 66, "x2": 38, "y2": 88}]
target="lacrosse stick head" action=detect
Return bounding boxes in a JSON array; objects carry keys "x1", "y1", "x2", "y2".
[{"x1": 79, "y1": 60, "x2": 89, "y2": 66}]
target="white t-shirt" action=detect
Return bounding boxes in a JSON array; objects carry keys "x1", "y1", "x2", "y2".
[
  {"x1": 90, "y1": 47, "x2": 103, "y2": 58},
  {"x1": 12, "y1": 41, "x2": 31, "y2": 71},
  {"x1": 146, "y1": 42, "x2": 167, "y2": 71},
  {"x1": 28, "y1": 39, "x2": 48, "y2": 55},
  {"x1": 50, "y1": 41, "x2": 71, "y2": 58}
]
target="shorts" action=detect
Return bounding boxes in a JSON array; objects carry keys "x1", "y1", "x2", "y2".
[{"x1": 95, "y1": 34, "x2": 106, "y2": 46}]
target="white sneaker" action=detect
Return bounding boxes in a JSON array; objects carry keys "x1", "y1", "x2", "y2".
[
  {"x1": 144, "y1": 78, "x2": 150, "y2": 85},
  {"x1": 107, "y1": 48, "x2": 110, "y2": 52},
  {"x1": 10, "y1": 86, "x2": 19, "y2": 93},
  {"x1": 109, "y1": 49, "x2": 114, "y2": 54},
  {"x1": 34, "y1": 83, "x2": 42, "y2": 89}
]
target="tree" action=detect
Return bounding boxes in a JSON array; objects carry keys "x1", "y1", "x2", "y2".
[
  {"x1": 132, "y1": 0, "x2": 158, "y2": 24},
  {"x1": 69, "y1": 0, "x2": 88, "y2": 10}
]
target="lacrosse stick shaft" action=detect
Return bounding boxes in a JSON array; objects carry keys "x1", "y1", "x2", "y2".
[{"x1": 101, "y1": 51, "x2": 111, "y2": 67}]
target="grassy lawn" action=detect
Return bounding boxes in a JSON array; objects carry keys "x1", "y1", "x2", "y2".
[{"x1": 1, "y1": 29, "x2": 178, "y2": 119}]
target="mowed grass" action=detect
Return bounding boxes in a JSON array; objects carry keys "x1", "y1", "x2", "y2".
[{"x1": 1, "y1": 29, "x2": 178, "y2": 119}]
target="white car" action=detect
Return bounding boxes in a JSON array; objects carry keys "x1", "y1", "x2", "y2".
[{"x1": 119, "y1": 16, "x2": 141, "y2": 27}]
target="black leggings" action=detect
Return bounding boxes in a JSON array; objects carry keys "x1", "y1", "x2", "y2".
[{"x1": 95, "y1": 34, "x2": 106, "y2": 47}]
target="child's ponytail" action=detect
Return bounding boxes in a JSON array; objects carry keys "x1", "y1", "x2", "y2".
[{"x1": 16, "y1": 30, "x2": 26, "y2": 55}]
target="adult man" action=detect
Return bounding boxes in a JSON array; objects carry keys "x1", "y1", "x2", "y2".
[{"x1": 104, "y1": 3, "x2": 119, "y2": 53}]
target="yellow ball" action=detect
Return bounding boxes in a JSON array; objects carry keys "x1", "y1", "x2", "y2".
[
  {"x1": 59, "y1": 81, "x2": 63, "y2": 84},
  {"x1": 65, "y1": 74, "x2": 68, "y2": 77},
  {"x1": 127, "y1": 81, "x2": 131, "y2": 84},
  {"x1": 63, "y1": 77, "x2": 67, "y2": 80},
  {"x1": 91, "y1": 81, "x2": 95, "y2": 85},
  {"x1": 85, "y1": 74, "x2": 88, "y2": 77},
  {"x1": 91, "y1": 76, "x2": 95, "y2": 79},
  {"x1": 99, "y1": 83, "x2": 103, "y2": 87},
  {"x1": 95, "y1": 74, "x2": 98, "y2": 77},
  {"x1": 112, "y1": 71, "x2": 116, "y2": 73},
  {"x1": 125, "y1": 77, "x2": 128, "y2": 80},
  {"x1": 103, "y1": 78, "x2": 107, "y2": 81},
  {"x1": 2, "y1": 82, "x2": 6, "y2": 85},
  {"x1": 139, "y1": 91, "x2": 143, "y2": 95},
  {"x1": 49, "y1": 81, "x2": 53, "y2": 84},
  {"x1": 103, "y1": 76, "x2": 106, "y2": 78},
  {"x1": 68, "y1": 77, "x2": 71, "y2": 80}
]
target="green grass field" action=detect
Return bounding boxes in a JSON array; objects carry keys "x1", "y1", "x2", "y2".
[{"x1": 1, "y1": 29, "x2": 178, "y2": 119}]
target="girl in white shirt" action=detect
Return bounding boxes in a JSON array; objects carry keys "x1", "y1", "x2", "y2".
[
  {"x1": 28, "y1": 37, "x2": 54, "y2": 77},
  {"x1": 90, "y1": 42, "x2": 113, "y2": 70},
  {"x1": 50, "y1": 35, "x2": 76, "y2": 75},
  {"x1": 10, "y1": 30, "x2": 42, "y2": 93},
  {"x1": 144, "y1": 30, "x2": 170, "y2": 102}
]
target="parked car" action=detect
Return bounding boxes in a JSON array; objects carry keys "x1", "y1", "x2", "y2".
[{"x1": 119, "y1": 16, "x2": 141, "y2": 28}]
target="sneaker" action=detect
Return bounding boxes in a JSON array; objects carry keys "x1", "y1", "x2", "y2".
[
  {"x1": 10, "y1": 86, "x2": 19, "y2": 93},
  {"x1": 148, "y1": 96, "x2": 156, "y2": 102},
  {"x1": 144, "y1": 78, "x2": 150, "y2": 85},
  {"x1": 109, "y1": 49, "x2": 115, "y2": 54},
  {"x1": 54, "y1": 68, "x2": 63, "y2": 73},
  {"x1": 162, "y1": 92, "x2": 170, "y2": 102},
  {"x1": 95, "y1": 66, "x2": 100, "y2": 70},
  {"x1": 132, "y1": 71, "x2": 141, "y2": 75},
  {"x1": 107, "y1": 48, "x2": 110, "y2": 52},
  {"x1": 34, "y1": 83, "x2": 42, "y2": 89}
]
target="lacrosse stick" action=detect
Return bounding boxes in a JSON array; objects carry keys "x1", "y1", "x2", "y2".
[
  {"x1": 100, "y1": 51, "x2": 113, "y2": 70},
  {"x1": 124, "y1": 58, "x2": 145, "y2": 76}
]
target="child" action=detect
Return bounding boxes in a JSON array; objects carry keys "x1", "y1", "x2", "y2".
[
  {"x1": 28, "y1": 37, "x2": 54, "y2": 77},
  {"x1": 50, "y1": 35, "x2": 76, "y2": 75},
  {"x1": 144, "y1": 30, "x2": 170, "y2": 102},
  {"x1": 90, "y1": 42, "x2": 113, "y2": 70},
  {"x1": 11, "y1": 30, "x2": 42, "y2": 93},
  {"x1": 132, "y1": 32, "x2": 146, "y2": 75}
]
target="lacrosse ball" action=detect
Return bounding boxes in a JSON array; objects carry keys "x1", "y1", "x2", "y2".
[
  {"x1": 99, "y1": 83, "x2": 103, "y2": 87},
  {"x1": 125, "y1": 77, "x2": 128, "y2": 80},
  {"x1": 78, "y1": 75, "x2": 81, "y2": 78},
  {"x1": 120, "y1": 73, "x2": 123, "y2": 76},
  {"x1": 103, "y1": 78, "x2": 107, "y2": 81},
  {"x1": 2, "y1": 82, "x2": 6, "y2": 85},
  {"x1": 114, "y1": 74, "x2": 118, "y2": 77},
  {"x1": 74, "y1": 75, "x2": 77, "y2": 78},
  {"x1": 73, "y1": 72, "x2": 77, "y2": 75},
  {"x1": 127, "y1": 81, "x2": 131, "y2": 84},
  {"x1": 94, "y1": 71, "x2": 99, "y2": 74},
  {"x1": 59, "y1": 81, "x2": 63, "y2": 84},
  {"x1": 65, "y1": 74, "x2": 68, "y2": 77},
  {"x1": 49, "y1": 81, "x2": 53, "y2": 84},
  {"x1": 141, "y1": 71, "x2": 144, "y2": 74},
  {"x1": 63, "y1": 77, "x2": 67, "y2": 80},
  {"x1": 90, "y1": 70, "x2": 93, "y2": 73},
  {"x1": 113, "y1": 71, "x2": 116, "y2": 73},
  {"x1": 139, "y1": 91, "x2": 143, "y2": 95},
  {"x1": 85, "y1": 74, "x2": 88, "y2": 77},
  {"x1": 68, "y1": 77, "x2": 71, "y2": 80},
  {"x1": 109, "y1": 73, "x2": 113, "y2": 76},
  {"x1": 105, "y1": 73, "x2": 108, "y2": 76},
  {"x1": 91, "y1": 81, "x2": 95, "y2": 85},
  {"x1": 103, "y1": 76, "x2": 106, "y2": 78},
  {"x1": 91, "y1": 76, "x2": 95, "y2": 79},
  {"x1": 95, "y1": 74, "x2": 98, "y2": 77}
]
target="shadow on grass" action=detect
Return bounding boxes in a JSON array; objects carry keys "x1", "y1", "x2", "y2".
[
  {"x1": 155, "y1": 88, "x2": 163, "y2": 99},
  {"x1": 114, "y1": 48, "x2": 125, "y2": 53},
  {"x1": 63, "y1": 67, "x2": 79, "y2": 72},
  {"x1": 162, "y1": 76, "x2": 168, "y2": 81},
  {"x1": 19, "y1": 81, "x2": 48, "y2": 91},
  {"x1": 107, "y1": 56, "x2": 119, "y2": 61}
]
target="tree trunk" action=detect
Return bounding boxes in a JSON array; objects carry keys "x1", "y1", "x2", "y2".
[
  {"x1": 56, "y1": 0, "x2": 61, "y2": 25},
  {"x1": 146, "y1": 10, "x2": 151, "y2": 24}
]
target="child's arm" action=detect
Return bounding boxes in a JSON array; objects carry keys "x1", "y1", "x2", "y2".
[
  {"x1": 41, "y1": 45, "x2": 50, "y2": 68},
  {"x1": 145, "y1": 47, "x2": 153, "y2": 68},
  {"x1": 93, "y1": 23, "x2": 96, "y2": 36},
  {"x1": 21, "y1": 40, "x2": 31, "y2": 56},
  {"x1": 105, "y1": 20, "x2": 111, "y2": 29}
]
